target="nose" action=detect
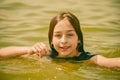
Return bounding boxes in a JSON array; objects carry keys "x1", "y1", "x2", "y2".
[{"x1": 60, "y1": 35, "x2": 67, "y2": 44}]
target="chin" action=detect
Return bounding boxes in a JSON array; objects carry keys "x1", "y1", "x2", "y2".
[{"x1": 59, "y1": 53, "x2": 74, "y2": 58}]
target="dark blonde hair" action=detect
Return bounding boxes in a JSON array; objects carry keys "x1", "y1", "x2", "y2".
[{"x1": 48, "y1": 12, "x2": 85, "y2": 57}]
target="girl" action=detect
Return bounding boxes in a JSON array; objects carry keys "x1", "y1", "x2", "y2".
[
  {"x1": 0, "y1": 12, "x2": 120, "y2": 68},
  {"x1": 48, "y1": 12, "x2": 120, "y2": 68}
]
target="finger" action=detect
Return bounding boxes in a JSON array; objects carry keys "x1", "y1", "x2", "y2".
[
  {"x1": 36, "y1": 52, "x2": 42, "y2": 58},
  {"x1": 34, "y1": 45, "x2": 42, "y2": 54},
  {"x1": 28, "y1": 47, "x2": 37, "y2": 55},
  {"x1": 34, "y1": 43, "x2": 46, "y2": 57},
  {"x1": 40, "y1": 42, "x2": 49, "y2": 54},
  {"x1": 37, "y1": 43, "x2": 47, "y2": 54},
  {"x1": 38, "y1": 44, "x2": 46, "y2": 57},
  {"x1": 38, "y1": 42, "x2": 51, "y2": 56},
  {"x1": 46, "y1": 50, "x2": 52, "y2": 56},
  {"x1": 33, "y1": 42, "x2": 49, "y2": 57}
]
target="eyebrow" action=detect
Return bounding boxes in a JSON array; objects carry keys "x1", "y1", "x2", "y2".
[{"x1": 54, "y1": 30, "x2": 75, "y2": 33}]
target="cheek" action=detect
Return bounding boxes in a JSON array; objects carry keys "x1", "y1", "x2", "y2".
[
  {"x1": 72, "y1": 41, "x2": 78, "y2": 48},
  {"x1": 52, "y1": 38, "x2": 58, "y2": 46},
  {"x1": 71, "y1": 39, "x2": 79, "y2": 48}
]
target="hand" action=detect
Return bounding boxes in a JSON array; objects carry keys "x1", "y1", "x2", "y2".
[{"x1": 28, "y1": 42, "x2": 49, "y2": 58}]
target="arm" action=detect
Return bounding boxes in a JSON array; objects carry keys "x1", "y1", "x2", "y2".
[
  {"x1": 90, "y1": 55, "x2": 120, "y2": 68},
  {"x1": 0, "y1": 46, "x2": 30, "y2": 58},
  {"x1": 0, "y1": 42, "x2": 50, "y2": 58}
]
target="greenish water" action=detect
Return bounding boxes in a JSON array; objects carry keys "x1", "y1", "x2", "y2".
[{"x1": 0, "y1": 0, "x2": 120, "y2": 80}]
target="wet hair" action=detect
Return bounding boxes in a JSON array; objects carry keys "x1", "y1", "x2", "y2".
[{"x1": 48, "y1": 12, "x2": 85, "y2": 57}]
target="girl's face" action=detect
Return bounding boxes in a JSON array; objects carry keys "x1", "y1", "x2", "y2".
[{"x1": 52, "y1": 18, "x2": 80, "y2": 58}]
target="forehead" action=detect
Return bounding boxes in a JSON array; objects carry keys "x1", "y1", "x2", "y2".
[{"x1": 54, "y1": 18, "x2": 75, "y2": 32}]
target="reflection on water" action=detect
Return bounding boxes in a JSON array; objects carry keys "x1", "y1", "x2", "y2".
[{"x1": 0, "y1": 0, "x2": 120, "y2": 80}]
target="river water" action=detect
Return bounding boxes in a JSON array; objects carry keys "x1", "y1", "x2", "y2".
[{"x1": 0, "y1": 0, "x2": 120, "y2": 80}]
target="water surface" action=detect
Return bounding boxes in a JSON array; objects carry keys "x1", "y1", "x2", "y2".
[{"x1": 0, "y1": 0, "x2": 120, "y2": 80}]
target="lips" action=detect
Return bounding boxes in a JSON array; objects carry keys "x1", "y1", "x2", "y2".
[{"x1": 59, "y1": 46, "x2": 70, "y2": 51}]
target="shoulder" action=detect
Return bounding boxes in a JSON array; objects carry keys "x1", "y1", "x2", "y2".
[
  {"x1": 89, "y1": 55, "x2": 112, "y2": 67},
  {"x1": 90, "y1": 55, "x2": 120, "y2": 68},
  {"x1": 90, "y1": 55, "x2": 107, "y2": 63}
]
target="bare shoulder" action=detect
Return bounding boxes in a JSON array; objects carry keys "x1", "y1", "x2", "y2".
[
  {"x1": 89, "y1": 55, "x2": 120, "y2": 68},
  {"x1": 90, "y1": 55, "x2": 106, "y2": 64}
]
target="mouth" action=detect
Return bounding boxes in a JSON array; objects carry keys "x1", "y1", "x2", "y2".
[{"x1": 59, "y1": 46, "x2": 70, "y2": 51}]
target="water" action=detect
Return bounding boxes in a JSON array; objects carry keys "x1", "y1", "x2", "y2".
[{"x1": 0, "y1": 0, "x2": 120, "y2": 80}]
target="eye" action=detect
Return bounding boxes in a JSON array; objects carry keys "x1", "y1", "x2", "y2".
[
  {"x1": 54, "y1": 34, "x2": 62, "y2": 38},
  {"x1": 67, "y1": 34, "x2": 74, "y2": 37}
]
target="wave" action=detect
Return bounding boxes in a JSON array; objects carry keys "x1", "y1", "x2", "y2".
[{"x1": 0, "y1": 2, "x2": 43, "y2": 10}]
